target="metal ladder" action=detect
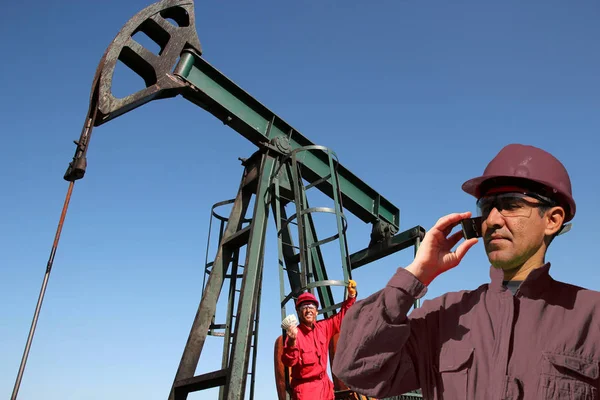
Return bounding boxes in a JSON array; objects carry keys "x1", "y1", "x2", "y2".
[
  {"x1": 272, "y1": 145, "x2": 366, "y2": 400},
  {"x1": 169, "y1": 149, "x2": 276, "y2": 400},
  {"x1": 201, "y1": 197, "x2": 261, "y2": 400}
]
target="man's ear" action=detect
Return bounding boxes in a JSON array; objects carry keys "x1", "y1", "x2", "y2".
[{"x1": 545, "y1": 206, "x2": 566, "y2": 236}]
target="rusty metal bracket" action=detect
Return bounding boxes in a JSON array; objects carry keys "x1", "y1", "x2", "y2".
[
  {"x1": 368, "y1": 220, "x2": 399, "y2": 247},
  {"x1": 94, "y1": 0, "x2": 202, "y2": 126},
  {"x1": 258, "y1": 138, "x2": 292, "y2": 157},
  {"x1": 63, "y1": 0, "x2": 202, "y2": 182}
]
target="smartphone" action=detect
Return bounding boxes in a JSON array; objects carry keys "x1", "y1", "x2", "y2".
[{"x1": 460, "y1": 217, "x2": 483, "y2": 239}]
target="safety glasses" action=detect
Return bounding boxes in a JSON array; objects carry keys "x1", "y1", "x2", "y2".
[
  {"x1": 298, "y1": 304, "x2": 317, "y2": 311},
  {"x1": 476, "y1": 192, "x2": 555, "y2": 220}
]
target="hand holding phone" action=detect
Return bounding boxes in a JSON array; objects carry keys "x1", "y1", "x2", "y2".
[{"x1": 405, "y1": 212, "x2": 479, "y2": 286}]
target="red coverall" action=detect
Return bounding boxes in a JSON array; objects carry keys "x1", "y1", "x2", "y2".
[{"x1": 281, "y1": 296, "x2": 356, "y2": 400}]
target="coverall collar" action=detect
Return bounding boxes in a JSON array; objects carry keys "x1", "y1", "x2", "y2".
[
  {"x1": 490, "y1": 262, "x2": 553, "y2": 297},
  {"x1": 299, "y1": 322, "x2": 315, "y2": 333}
]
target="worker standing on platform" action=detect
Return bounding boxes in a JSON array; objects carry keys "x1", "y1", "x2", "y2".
[{"x1": 281, "y1": 280, "x2": 357, "y2": 400}]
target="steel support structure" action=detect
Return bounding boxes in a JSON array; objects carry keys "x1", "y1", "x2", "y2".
[{"x1": 12, "y1": 1, "x2": 427, "y2": 399}]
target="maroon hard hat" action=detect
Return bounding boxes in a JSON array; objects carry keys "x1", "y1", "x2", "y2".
[
  {"x1": 295, "y1": 292, "x2": 319, "y2": 309},
  {"x1": 462, "y1": 144, "x2": 576, "y2": 222}
]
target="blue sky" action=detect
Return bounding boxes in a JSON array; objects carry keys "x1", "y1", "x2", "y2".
[{"x1": 1, "y1": 1, "x2": 599, "y2": 399}]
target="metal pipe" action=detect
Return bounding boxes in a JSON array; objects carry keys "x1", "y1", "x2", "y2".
[
  {"x1": 11, "y1": 181, "x2": 75, "y2": 400},
  {"x1": 413, "y1": 237, "x2": 422, "y2": 310}
]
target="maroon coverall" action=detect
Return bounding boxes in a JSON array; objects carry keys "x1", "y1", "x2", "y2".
[
  {"x1": 282, "y1": 296, "x2": 356, "y2": 400},
  {"x1": 332, "y1": 264, "x2": 600, "y2": 399}
]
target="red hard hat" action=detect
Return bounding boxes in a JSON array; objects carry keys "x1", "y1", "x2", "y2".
[
  {"x1": 295, "y1": 292, "x2": 319, "y2": 309},
  {"x1": 462, "y1": 144, "x2": 576, "y2": 222}
]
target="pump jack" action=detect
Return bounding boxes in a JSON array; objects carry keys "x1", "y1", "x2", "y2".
[{"x1": 12, "y1": 1, "x2": 426, "y2": 399}]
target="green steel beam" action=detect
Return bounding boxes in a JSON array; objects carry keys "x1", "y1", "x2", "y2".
[
  {"x1": 169, "y1": 162, "x2": 254, "y2": 400},
  {"x1": 226, "y1": 152, "x2": 276, "y2": 400},
  {"x1": 173, "y1": 50, "x2": 400, "y2": 229},
  {"x1": 217, "y1": 249, "x2": 240, "y2": 400},
  {"x1": 350, "y1": 226, "x2": 426, "y2": 270},
  {"x1": 78, "y1": 0, "x2": 399, "y2": 228}
]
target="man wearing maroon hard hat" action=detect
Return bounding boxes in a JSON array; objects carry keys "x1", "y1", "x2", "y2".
[
  {"x1": 333, "y1": 144, "x2": 600, "y2": 399},
  {"x1": 280, "y1": 280, "x2": 357, "y2": 399}
]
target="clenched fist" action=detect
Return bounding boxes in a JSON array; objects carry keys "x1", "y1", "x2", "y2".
[{"x1": 347, "y1": 279, "x2": 357, "y2": 298}]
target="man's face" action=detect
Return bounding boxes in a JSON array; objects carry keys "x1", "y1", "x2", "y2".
[
  {"x1": 478, "y1": 190, "x2": 558, "y2": 271},
  {"x1": 297, "y1": 302, "x2": 317, "y2": 326}
]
